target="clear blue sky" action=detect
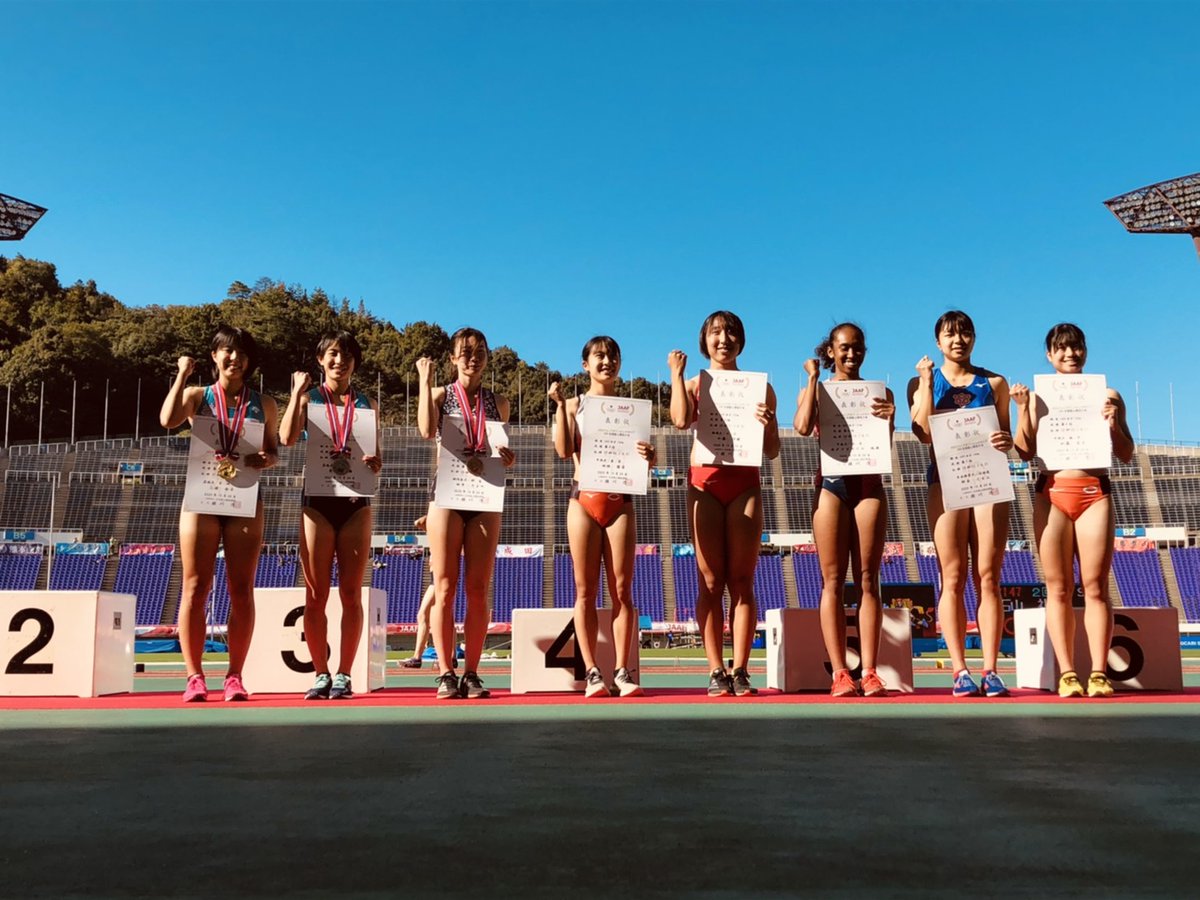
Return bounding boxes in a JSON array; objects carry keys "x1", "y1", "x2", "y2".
[{"x1": 5, "y1": 0, "x2": 1198, "y2": 440}]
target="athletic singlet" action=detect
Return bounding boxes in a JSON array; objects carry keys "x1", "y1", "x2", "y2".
[
  {"x1": 932, "y1": 367, "x2": 994, "y2": 411},
  {"x1": 199, "y1": 386, "x2": 266, "y2": 423},
  {"x1": 306, "y1": 386, "x2": 373, "y2": 411},
  {"x1": 440, "y1": 386, "x2": 502, "y2": 425}
]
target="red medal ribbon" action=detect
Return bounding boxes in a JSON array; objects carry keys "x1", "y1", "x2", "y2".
[
  {"x1": 210, "y1": 384, "x2": 249, "y2": 461},
  {"x1": 319, "y1": 384, "x2": 356, "y2": 458},
  {"x1": 450, "y1": 382, "x2": 488, "y2": 455}
]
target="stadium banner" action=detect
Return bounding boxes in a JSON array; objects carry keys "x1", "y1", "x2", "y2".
[
  {"x1": 381, "y1": 546, "x2": 423, "y2": 558},
  {"x1": 882, "y1": 542, "x2": 904, "y2": 559},
  {"x1": 1117, "y1": 526, "x2": 1146, "y2": 537},
  {"x1": 650, "y1": 467, "x2": 674, "y2": 479},
  {"x1": 672, "y1": 544, "x2": 694, "y2": 557},
  {"x1": 635, "y1": 544, "x2": 660, "y2": 555},
  {"x1": 793, "y1": 543, "x2": 818, "y2": 554},
  {"x1": 0, "y1": 543, "x2": 43, "y2": 556},
  {"x1": 496, "y1": 544, "x2": 544, "y2": 557},
  {"x1": 117, "y1": 461, "x2": 143, "y2": 476},
  {"x1": 917, "y1": 541, "x2": 937, "y2": 556},
  {"x1": 1006, "y1": 540, "x2": 1029, "y2": 551},
  {"x1": 386, "y1": 533, "x2": 418, "y2": 545},
  {"x1": 53, "y1": 542, "x2": 108, "y2": 556},
  {"x1": 1114, "y1": 538, "x2": 1154, "y2": 552},
  {"x1": 1, "y1": 529, "x2": 36, "y2": 542},
  {"x1": 121, "y1": 543, "x2": 174, "y2": 556}
]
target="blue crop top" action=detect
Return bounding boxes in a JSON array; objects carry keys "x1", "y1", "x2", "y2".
[{"x1": 932, "y1": 368, "x2": 994, "y2": 411}]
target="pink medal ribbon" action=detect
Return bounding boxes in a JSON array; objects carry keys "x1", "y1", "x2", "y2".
[
  {"x1": 210, "y1": 384, "x2": 249, "y2": 462},
  {"x1": 319, "y1": 384, "x2": 356, "y2": 459},
  {"x1": 450, "y1": 382, "x2": 488, "y2": 475}
]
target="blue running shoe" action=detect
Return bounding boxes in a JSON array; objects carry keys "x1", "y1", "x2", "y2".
[
  {"x1": 981, "y1": 671, "x2": 1010, "y2": 698},
  {"x1": 329, "y1": 672, "x2": 354, "y2": 700},
  {"x1": 952, "y1": 671, "x2": 980, "y2": 698}
]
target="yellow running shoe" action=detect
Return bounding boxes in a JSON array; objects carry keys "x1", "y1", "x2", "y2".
[
  {"x1": 1087, "y1": 672, "x2": 1115, "y2": 698},
  {"x1": 1057, "y1": 671, "x2": 1084, "y2": 698}
]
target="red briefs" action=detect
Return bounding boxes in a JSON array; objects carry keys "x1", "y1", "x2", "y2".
[
  {"x1": 688, "y1": 464, "x2": 760, "y2": 506},
  {"x1": 570, "y1": 482, "x2": 630, "y2": 529},
  {"x1": 1036, "y1": 473, "x2": 1112, "y2": 521}
]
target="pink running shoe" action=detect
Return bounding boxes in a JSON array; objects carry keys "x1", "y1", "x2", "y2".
[
  {"x1": 830, "y1": 668, "x2": 860, "y2": 698},
  {"x1": 860, "y1": 671, "x2": 889, "y2": 697},
  {"x1": 182, "y1": 673, "x2": 208, "y2": 703},
  {"x1": 223, "y1": 673, "x2": 249, "y2": 702}
]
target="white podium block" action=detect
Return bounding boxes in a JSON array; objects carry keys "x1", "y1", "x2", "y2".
[
  {"x1": 241, "y1": 587, "x2": 387, "y2": 694},
  {"x1": 511, "y1": 608, "x2": 641, "y2": 694},
  {"x1": 0, "y1": 590, "x2": 136, "y2": 697},
  {"x1": 1014, "y1": 607, "x2": 1182, "y2": 691},
  {"x1": 765, "y1": 607, "x2": 914, "y2": 693}
]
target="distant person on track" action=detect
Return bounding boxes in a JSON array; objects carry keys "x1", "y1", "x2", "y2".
[
  {"x1": 794, "y1": 323, "x2": 895, "y2": 697},
  {"x1": 669, "y1": 311, "x2": 780, "y2": 697},
  {"x1": 279, "y1": 331, "x2": 382, "y2": 701},
  {"x1": 549, "y1": 335, "x2": 653, "y2": 698},
  {"x1": 400, "y1": 513, "x2": 436, "y2": 669},
  {"x1": 908, "y1": 310, "x2": 1013, "y2": 698},
  {"x1": 1012, "y1": 323, "x2": 1133, "y2": 698},
  {"x1": 160, "y1": 325, "x2": 278, "y2": 703},
  {"x1": 417, "y1": 327, "x2": 516, "y2": 700}
]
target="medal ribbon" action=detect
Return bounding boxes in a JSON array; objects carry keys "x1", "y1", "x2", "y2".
[
  {"x1": 319, "y1": 384, "x2": 356, "y2": 457},
  {"x1": 210, "y1": 384, "x2": 249, "y2": 461},
  {"x1": 450, "y1": 382, "x2": 488, "y2": 455}
]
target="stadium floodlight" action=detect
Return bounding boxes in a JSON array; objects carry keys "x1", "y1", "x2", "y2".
[
  {"x1": 0, "y1": 192, "x2": 47, "y2": 241},
  {"x1": 1104, "y1": 173, "x2": 1200, "y2": 259}
]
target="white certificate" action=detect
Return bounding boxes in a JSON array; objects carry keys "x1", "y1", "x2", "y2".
[
  {"x1": 575, "y1": 396, "x2": 652, "y2": 495},
  {"x1": 929, "y1": 407, "x2": 1014, "y2": 511},
  {"x1": 1033, "y1": 374, "x2": 1111, "y2": 470},
  {"x1": 818, "y1": 381, "x2": 891, "y2": 476},
  {"x1": 693, "y1": 369, "x2": 767, "y2": 466},
  {"x1": 183, "y1": 416, "x2": 264, "y2": 518},
  {"x1": 303, "y1": 404, "x2": 379, "y2": 498},
  {"x1": 433, "y1": 415, "x2": 507, "y2": 512}
]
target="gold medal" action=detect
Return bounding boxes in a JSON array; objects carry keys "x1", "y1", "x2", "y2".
[
  {"x1": 217, "y1": 458, "x2": 237, "y2": 481},
  {"x1": 331, "y1": 456, "x2": 352, "y2": 476},
  {"x1": 466, "y1": 455, "x2": 484, "y2": 476}
]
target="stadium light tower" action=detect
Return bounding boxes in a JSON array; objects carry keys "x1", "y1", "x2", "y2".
[
  {"x1": 1104, "y1": 173, "x2": 1200, "y2": 260},
  {"x1": 0, "y1": 192, "x2": 47, "y2": 240}
]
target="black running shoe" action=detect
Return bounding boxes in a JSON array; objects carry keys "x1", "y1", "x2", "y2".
[
  {"x1": 436, "y1": 671, "x2": 460, "y2": 699},
  {"x1": 304, "y1": 673, "x2": 331, "y2": 701},
  {"x1": 329, "y1": 672, "x2": 354, "y2": 700},
  {"x1": 708, "y1": 668, "x2": 733, "y2": 697},
  {"x1": 459, "y1": 670, "x2": 491, "y2": 699},
  {"x1": 731, "y1": 667, "x2": 757, "y2": 696}
]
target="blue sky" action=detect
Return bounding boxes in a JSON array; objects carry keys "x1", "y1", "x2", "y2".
[{"x1": 5, "y1": 0, "x2": 1198, "y2": 440}]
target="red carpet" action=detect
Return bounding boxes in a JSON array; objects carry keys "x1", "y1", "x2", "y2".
[{"x1": 4, "y1": 686, "x2": 1200, "y2": 711}]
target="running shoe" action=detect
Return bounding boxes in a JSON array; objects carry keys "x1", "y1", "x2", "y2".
[
  {"x1": 435, "y1": 671, "x2": 460, "y2": 699},
  {"x1": 860, "y1": 671, "x2": 889, "y2": 697},
  {"x1": 614, "y1": 667, "x2": 644, "y2": 698},
  {"x1": 952, "y1": 670, "x2": 981, "y2": 698},
  {"x1": 1057, "y1": 671, "x2": 1085, "y2": 699},
  {"x1": 400, "y1": 656, "x2": 423, "y2": 669},
  {"x1": 584, "y1": 667, "x2": 609, "y2": 699},
  {"x1": 731, "y1": 667, "x2": 757, "y2": 696},
  {"x1": 304, "y1": 672, "x2": 332, "y2": 700},
  {"x1": 830, "y1": 668, "x2": 859, "y2": 698},
  {"x1": 980, "y1": 671, "x2": 1010, "y2": 698},
  {"x1": 223, "y1": 673, "x2": 249, "y2": 702},
  {"x1": 182, "y1": 673, "x2": 208, "y2": 703},
  {"x1": 707, "y1": 668, "x2": 733, "y2": 697},
  {"x1": 1087, "y1": 672, "x2": 1115, "y2": 698},
  {"x1": 329, "y1": 672, "x2": 354, "y2": 700},
  {"x1": 459, "y1": 670, "x2": 491, "y2": 699}
]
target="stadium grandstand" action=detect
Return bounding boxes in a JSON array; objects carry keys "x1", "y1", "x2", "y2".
[{"x1": 2, "y1": 428, "x2": 1199, "y2": 630}]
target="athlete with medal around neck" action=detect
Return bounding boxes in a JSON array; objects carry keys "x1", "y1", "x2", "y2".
[
  {"x1": 160, "y1": 325, "x2": 279, "y2": 703},
  {"x1": 280, "y1": 330, "x2": 383, "y2": 701},
  {"x1": 417, "y1": 327, "x2": 516, "y2": 700}
]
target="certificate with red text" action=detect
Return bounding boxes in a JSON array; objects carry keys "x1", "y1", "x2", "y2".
[
  {"x1": 693, "y1": 369, "x2": 767, "y2": 467},
  {"x1": 1033, "y1": 374, "x2": 1111, "y2": 471},
  {"x1": 929, "y1": 407, "x2": 1014, "y2": 511}
]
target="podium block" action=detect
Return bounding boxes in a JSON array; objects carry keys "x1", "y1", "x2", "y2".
[
  {"x1": 511, "y1": 608, "x2": 641, "y2": 694},
  {"x1": 241, "y1": 587, "x2": 387, "y2": 694},
  {"x1": 0, "y1": 590, "x2": 136, "y2": 697},
  {"x1": 1014, "y1": 607, "x2": 1182, "y2": 691},
  {"x1": 765, "y1": 607, "x2": 914, "y2": 693}
]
